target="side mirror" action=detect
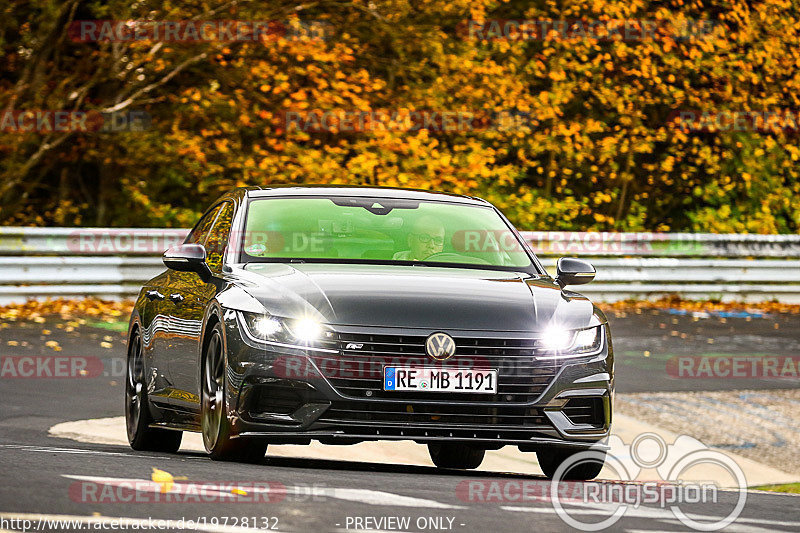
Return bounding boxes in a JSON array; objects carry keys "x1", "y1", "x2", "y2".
[
  {"x1": 163, "y1": 244, "x2": 211, "y2": 282},
  {"x1": 555, "y1": 257, "x2": 596, "y2": 288}
]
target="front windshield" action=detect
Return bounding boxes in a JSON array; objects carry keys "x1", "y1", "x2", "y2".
[{"x1": 240, "y1": 196, "x2": 533, "y2": 269}]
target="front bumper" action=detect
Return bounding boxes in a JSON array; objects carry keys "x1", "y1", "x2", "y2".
[{"x1": 222, "y1": 314, "x2": 614, "y2": 450}]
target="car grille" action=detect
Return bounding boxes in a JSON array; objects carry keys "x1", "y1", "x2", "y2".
[
  {"x1": 313, "y1": 400, "x2": 553, "y2": 441},
  {"x1": 318, "y1": 400, "x2": 548, "y2": 427},
  {"x1": 307, "y1": 331, "x2": 562, "y2": 403}
]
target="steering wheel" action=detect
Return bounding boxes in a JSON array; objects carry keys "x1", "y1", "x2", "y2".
[{"x1": 422, "y1": 252, "x2": 491, "y2": 265}]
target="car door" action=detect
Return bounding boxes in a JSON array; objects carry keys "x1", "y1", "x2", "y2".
[
  {"x1": 154, "y1": 204, "x2": 222, "y2": 409},
  {"x1": 139, "y1": 270, "x2": 173, "y2": 398},
  {"x1": 167, "y1": 201, "x2": 235, "y2": 408}
]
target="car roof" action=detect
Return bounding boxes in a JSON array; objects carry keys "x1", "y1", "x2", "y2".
[{"x1": 243, "y1": 185, "x2": 489, "y2": 206}]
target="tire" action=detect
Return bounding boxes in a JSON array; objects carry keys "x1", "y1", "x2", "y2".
[
  {"x1": 538, "y1": 448, "x2": 606, "y2": 480},
  {"x1": 428, "y1": 443, "x2": 485, "y2": 469},
  {"x1": 125, "y1": 328, "x2": 182, "y2": 453},
  {"x1": 201, "y1": 321, "x2": 268, "y2": 463}
]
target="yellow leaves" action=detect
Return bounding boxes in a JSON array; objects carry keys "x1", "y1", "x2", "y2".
[
  {"x1": 151, "y1": 468, "x2": 175, "y2": 493},
  {"x1": 592, "y1": 192, "x2": 613, "y2": 205},
  {"x1": 45, "y1": 340, "x2": 61, "y2": 352},
  {"x1": 0, "y1": 298, "x2": 131, "y2": 322}
]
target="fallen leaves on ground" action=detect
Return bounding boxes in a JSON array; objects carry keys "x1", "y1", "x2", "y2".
[
  {"x1": 0, "y1": 297, "x2": 796, "y2": 326},
  {"x1": 0, "y1": 298, "x2": 134, "y2": 322},
  {"x1": 605, "y1": 296, "x2": 800, "y2": 315}
]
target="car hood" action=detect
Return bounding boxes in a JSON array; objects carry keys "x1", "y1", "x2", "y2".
[{"x1": 223, "y1": 263, "x2": 597, "y2": 332}]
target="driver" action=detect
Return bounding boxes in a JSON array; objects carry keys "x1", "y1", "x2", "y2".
[{"x1": 393, "y1": 215, "x2": 445, "y2": 261}]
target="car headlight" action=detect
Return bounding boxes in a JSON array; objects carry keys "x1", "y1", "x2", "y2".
[
  {"x1": 537, "y1": 325, "x2": 603, "y2": 358},
  {"x1": 240, "y1": 311, "x2": 331, "y2": 346}
]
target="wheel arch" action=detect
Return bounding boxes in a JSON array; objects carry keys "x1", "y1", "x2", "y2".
[{"x1": 198, "y1": 302, "x2": 238, "y2": 416}]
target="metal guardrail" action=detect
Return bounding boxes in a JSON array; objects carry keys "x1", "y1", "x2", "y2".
[
  {"x1": 522, "y1": 231, "x2": 800, "y2": 258},
  {"x1": 1, "y1": 227, "x2": 799, "y2": 304}
]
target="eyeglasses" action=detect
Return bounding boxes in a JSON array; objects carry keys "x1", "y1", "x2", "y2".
[{"x1": 412, "y1": 233, "x2": 444, "y2": 246}]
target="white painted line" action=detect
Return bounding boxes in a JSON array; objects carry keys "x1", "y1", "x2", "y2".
[
  {"x1": 502, "y1": 505, "x2": 800, "y2": 529},
  {"x1": 302, "y1": 486, "x2": 463, "y2": 509},
  {"x1": 0, "y1": 512, "x2": 276, "y2": 533},
  {"x1": 0, "y1": 444, "x2": 203, "y2": 460}
]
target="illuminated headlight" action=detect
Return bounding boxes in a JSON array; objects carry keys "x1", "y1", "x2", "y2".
[
  {"x1": 253, "y1": 316, "x2": 282, "y2": 337},
  {"x1": 538, "y1": 325, "x2": 603, "y2": 357},
  {"x1": 286, "y1": 317, "x2": 323, "y2": 342},
  {"x1": 241, "y1": 312, "x2": 325, "y2": 345}
]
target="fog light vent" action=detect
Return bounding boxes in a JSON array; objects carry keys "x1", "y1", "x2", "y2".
[{"x1": 563, "y1": 397, "x2": 604, "y2": 428}]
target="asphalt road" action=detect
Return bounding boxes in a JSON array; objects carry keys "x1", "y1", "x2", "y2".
[{"x1": 1, "y1": 311, "x2": 799, "y2": 532}]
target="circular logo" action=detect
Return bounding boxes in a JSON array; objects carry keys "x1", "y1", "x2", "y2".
[{"x1": 425, "y1": 332, "x2": 456, "y2": 361}]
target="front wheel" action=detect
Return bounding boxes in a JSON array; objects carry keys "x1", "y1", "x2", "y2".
[
  {"x1": 125, "y1": 328, "x2": 182, "y2": 452},
  {"x1": 428, "y1": 443, "x2": 485, "y2": 469},
  {"x1": 201, "y1": 321, "x2": 267, "y2": 463},
  {"x1": 538, "y1": 448, "x2": 606, "y2": 480}
]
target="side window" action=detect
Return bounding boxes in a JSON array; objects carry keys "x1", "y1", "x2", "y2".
[
  {"x1": 205, "y1": 202, "x2": 234, "y2": 272},
  {"x1": 185, "y1": 204, "x2": 222, "y2": 245}
]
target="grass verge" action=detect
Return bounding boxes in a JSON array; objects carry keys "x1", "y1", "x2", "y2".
[{"x1": 750, "y1": 483, "x2": 800, "y2": 494}]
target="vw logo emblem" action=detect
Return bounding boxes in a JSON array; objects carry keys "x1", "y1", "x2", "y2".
[{"x1": 426, "y1": 332, "x2": 456, "y2": 361}]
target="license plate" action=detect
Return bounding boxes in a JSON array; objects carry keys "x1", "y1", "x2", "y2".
[{"x1": 383, "y1": 367, "x2": 497, "y2": 394}]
